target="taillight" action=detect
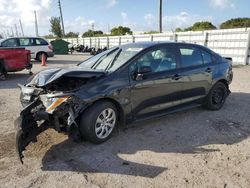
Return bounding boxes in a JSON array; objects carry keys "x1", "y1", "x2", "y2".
[{"x1": 48, "y1": 44, "x2": 53, "y2": 51}]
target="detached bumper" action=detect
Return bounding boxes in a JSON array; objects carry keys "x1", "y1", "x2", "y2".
[{"x1": 14, "y1": 101, "x2": 51, "y2": 163}]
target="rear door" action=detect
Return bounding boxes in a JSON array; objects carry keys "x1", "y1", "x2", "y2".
[
  {"x1": 176, "y1": 44, "x2": 214, "y2": 104},
  {"x1": 129, "y1": 44, "x2": 184, "y2": 119},
  {"x1": 19, "y1": 38, "x2": 35, "y2": 58}
]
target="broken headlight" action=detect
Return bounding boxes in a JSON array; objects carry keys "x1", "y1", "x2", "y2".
[{"x1": 40, "y1": 95, "x2": 70, "y2": 114}]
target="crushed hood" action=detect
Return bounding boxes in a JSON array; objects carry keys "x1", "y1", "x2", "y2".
[{"x1": 27, "y1": 66, "x2": 105, "y2": 87}]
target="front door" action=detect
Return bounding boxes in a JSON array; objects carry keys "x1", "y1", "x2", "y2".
[{"x1": 129, "y1": 45, "x2": 184, "y2": 119}]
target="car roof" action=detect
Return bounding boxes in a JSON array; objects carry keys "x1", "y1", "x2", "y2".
[
  {"x1": 2, "y1": 37, "x2": 46, "y2": 40},
  {"x1": 119, "y1": 41, "x2": 207, "y2": 50}
]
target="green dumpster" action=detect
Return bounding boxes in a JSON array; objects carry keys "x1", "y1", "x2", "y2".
[{"x1": 51, "y1": 39, "x2": 70, "y2": 55}]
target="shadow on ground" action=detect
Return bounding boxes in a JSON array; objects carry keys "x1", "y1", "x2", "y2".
[{"x1": 39, "y1": 92, "x2": 250, "y2": 178}]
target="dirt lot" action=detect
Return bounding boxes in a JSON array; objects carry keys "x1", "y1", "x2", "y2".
[{"x1": 0, "y1": 54, "x2": 250, "y2": 188}]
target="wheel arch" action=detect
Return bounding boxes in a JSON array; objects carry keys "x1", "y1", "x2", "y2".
[
  {"x1": 216, "y1": 79, "x2": 229, "y2": 91},
  {"x1": 36, "y1": 51, "x2": 48, "y2": 59},
  {"x1": 87, "y1": 97, "x2": 125, "y2": 126}
]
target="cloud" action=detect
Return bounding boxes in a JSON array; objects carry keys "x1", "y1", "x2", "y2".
[
  {"x1": 106, "y1": 0, "x2": 118, "y2": 8},
  {"x1": 209, "y1": 0, "x2": 235, "y2": 9},
  {"x1": 121, "y1": 12, "x2": 129, "y2": 25},
  {"x1": 144, "y1": 13, "x2": 155, "y2": 26},
  {"x1": 163, "y1": 11, "x2": 213, "y2": 31},
  {"x1": 0, "y1": 0, "x2": 52, "y2": 36},
  {"x1": 64, "y1": 16, "x2": 96, "y2": 33}
]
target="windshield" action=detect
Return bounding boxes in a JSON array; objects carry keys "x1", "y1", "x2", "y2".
[{"x1": 78, "y1": 46, "x2": 143, "y2": 72}]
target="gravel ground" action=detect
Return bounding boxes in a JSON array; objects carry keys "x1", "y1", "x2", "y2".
[{"x1": 0, "y1": 54, "x2": 250, "y2": 188}]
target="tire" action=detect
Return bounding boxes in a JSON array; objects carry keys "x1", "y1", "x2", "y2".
[
  {"x1": 37, "y1": 52, "x2": 47, "y2": 62},
  {"x1": 0, "y1": 60, "x2": 6, "y2": 80},
  {"x1": 203, "y1": 82, "x2": 228, "y2": 110},
  {"x1": 79, "y1": 101, "x2": 118, "y2": 144}
]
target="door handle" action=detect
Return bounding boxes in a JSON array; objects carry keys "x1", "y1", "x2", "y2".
[
  {"x1": 172, "y1": 74, "x2": 181, "y2": 80},
  {"x1": 205, "y1": 67, "x2": 212, "y2": 73}
]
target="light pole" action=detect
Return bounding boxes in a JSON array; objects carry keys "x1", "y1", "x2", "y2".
[{"x1": 159, "y1": 0, "x2": 163, "y2": 33}]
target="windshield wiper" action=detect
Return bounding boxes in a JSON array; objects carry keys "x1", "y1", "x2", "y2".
[
  {"x1": 105, "y1": 49, "x2": 122, "y2": 71},
  {"x1": 91, "y1": 47, "x2": 119, "y2": 70}
]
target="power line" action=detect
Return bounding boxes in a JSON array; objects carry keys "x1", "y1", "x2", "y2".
[{"x1": 58, "y1": 0, "x2": 65, "y2": 36}]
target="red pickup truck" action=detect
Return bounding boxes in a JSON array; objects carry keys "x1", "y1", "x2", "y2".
[{"x1": 0, "y1": 48, "x2": 32, "y2": 80}]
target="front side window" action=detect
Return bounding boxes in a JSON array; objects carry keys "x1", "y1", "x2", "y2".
[
  {"x1": 179, "y1": 46, "x2": 203, "y2": 68},
  {"x1": 1, "y1": 39, "x2": 18, "y2": 47},
  {"x1": 132, "y1": 47, "x2": 177, "y2": 73}
]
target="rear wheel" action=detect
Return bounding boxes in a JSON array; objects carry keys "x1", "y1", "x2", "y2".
[
  {"x1": 36, "y1": 52, "x2": 47, "y2": 62},
  {"x1": 79, "y1": 101, "x2": 118, "y2": 144},
  {"x1": 203, "y1": 82, "x2": 228, "y2": 110}
]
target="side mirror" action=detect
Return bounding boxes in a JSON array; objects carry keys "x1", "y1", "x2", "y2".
[{"x1": 135, "y1": 66, "x2": 152, "y2": 80}]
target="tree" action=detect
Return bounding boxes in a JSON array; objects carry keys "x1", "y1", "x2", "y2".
[
  {"x1": 175, "y1": 28, "x2": 183, "y2": 32},
  {"x1": 44, "y1": 34, "x2": 56, "y2": 39},
  {"x1": 220, "y1": 18, "x2": 250, "y2": 29},
  {"x1": 82, "y1": 30, "x2": 104, "y2": 37},
  {"x1": 65, "y1": 31, "x2": 79, "y2": 38},
  {"x1": 50, "y1": 17, "x2": 63, "y2": 38},
  {"x1": 111, "y1": 26, "x2": 133, "y2": 36},
  {"x1": 144, "y1": 30, "x2": 159, "y2": 34},
  {"x1": 184, "y1": 21, "x2": 216, "y2": 31}
]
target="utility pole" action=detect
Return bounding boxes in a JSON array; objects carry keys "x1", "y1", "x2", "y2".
[
  {"x1": 11, "y1": 27, "x2": 14, "y2": 37},
  {"x1": 19, "y1": 19, "x2": 24, "y2": 36},
  {"x1": 159, "y1": 0, "x2": 163, "y2": 33},
  {"x1": 6, "y1": 29, "x2": 10, "y2": 37},
  {"x1": 58, "y1": 0, "x2": 65, "y2": 37},
  {"x1": 91, "y1": 23, "x2": 95, "y2": 31},
  {"x1": 34, "y1": 10, "x2": 39, "y2": 36},
  {"x1": 14, "y1": 24, "x2": 18, "y2": 37},
  {"x1": 108, "y1": 24, "x2": 110, "y2": 34}
]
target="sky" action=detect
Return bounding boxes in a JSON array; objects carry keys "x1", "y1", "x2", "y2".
[{"x1": 0, "y1": 0, "x2": 249, "y2": 37}]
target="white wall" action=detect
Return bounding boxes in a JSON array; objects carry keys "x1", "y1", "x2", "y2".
[{"x1": 61, "y1": 28, "x2": 250, "y2": 65}]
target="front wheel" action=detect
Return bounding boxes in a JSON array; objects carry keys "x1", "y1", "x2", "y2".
[
  {"x1": 79, "y1": 101, "x2": 118, "y2": 144},
  {"x1": 203, "y1": 82, "x2": 228, "y2": 110}
]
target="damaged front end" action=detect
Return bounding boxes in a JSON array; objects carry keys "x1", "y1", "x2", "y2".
[{"x1": 15, "y1": 68, "x2": 104, "y2": 163}]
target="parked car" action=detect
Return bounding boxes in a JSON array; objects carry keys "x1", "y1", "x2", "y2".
[
  {"x1": 0, "y1": 48, "x2": 32, "y2": 80},
  {"x1": 15, "y1": 42, "x2": 233, "y2": 163},
  {"x1": 0, "y1": 37, "x2": 54, "y2": 62}
]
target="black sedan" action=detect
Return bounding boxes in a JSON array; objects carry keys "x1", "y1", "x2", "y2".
[{"x1": 16, "y1": 42, "x2": 233, "y2": 163}]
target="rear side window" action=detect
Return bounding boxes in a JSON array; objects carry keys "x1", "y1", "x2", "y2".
[
  {"x1": 201, "y1": 50, "x2": 213, "y2": 64},
  {"x1": 179, "y1": 47, "x2": 203, "y2": 68},
  {"x1": 1, "y1": 39, "x2": 18, "y2": 47},
  {"x1": 19, "y1": 38, "x2": 32, "y2": 46},
  {"x1": 35, "y1": 38, "x2": 48, "y2": 45}
]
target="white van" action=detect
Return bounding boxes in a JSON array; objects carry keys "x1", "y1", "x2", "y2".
[{"x1": 0, "y1": 37, "x2": 54, "y2": 62}]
